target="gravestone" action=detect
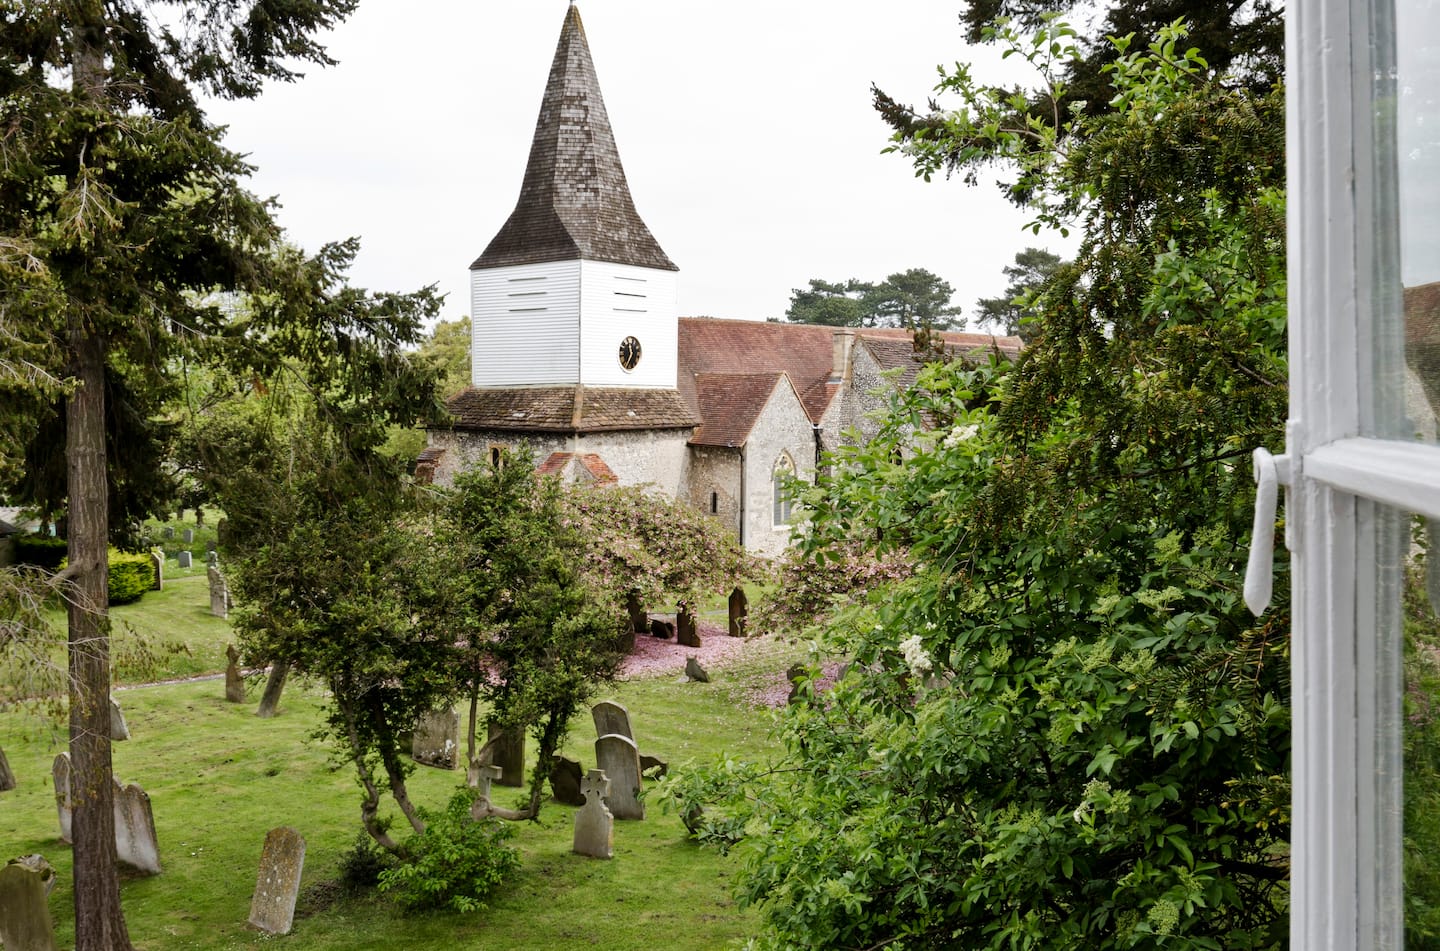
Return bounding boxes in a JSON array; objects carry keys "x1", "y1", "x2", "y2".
[
  {"x1": 206, "y1": 538, "x2": 217, "y2": 553},
  {"x1": 549, "y1": 754, "x2": 586, "y2": 806},
  {"x1": 8, "y1": 856, "x2": 55, "y2": 897},
  {"x1": 257, "y1": 663, "x2": 289, "y2": 718},
  {"x1": 0, "y1": 745, "x2": 15, "y2": 792},
  {"x1": 594, "y1": 733, "x2": 644, "y2": 820},
  {"x1": 591, "y1": 700, "x2": 634, "y2": 742},
  {"x1": 150, "y1": 551, "x2": 164, "y2": 592},
  {"x1": 482, "y1": 721, "x2": 524, "y2": 787},
  {"x1": 469, "y1": 764, "x2": 504, "y2": 819},
  {"x1": 52, "y1": 753, "x2": 71, "y2": 843},
  {"x1": 411, "y1": 708, "x2": 459, "y2": 770},
  {"x1": 0, "y1": 862, "x2": 59, "y2": 951},
  {"x1": 728, "y1": 586, "x2": 748, "y2": 637},
  {"x1": 206, "y1": 550, "x2": 218, "y2": 568},
  {"x1": 216, "y1": 518, "x2": 229, "y2": 547},
  {"x1": 109, "y1": 695, "x2": 130, "y2": 741},
  {"x1": 177, "y1": 550, "x2": 192, "y2": 569},
  {"x1": 649, "y1": 617, "x2": 674, "y2": 639},
  {"x1": 182, "y1": 528, "x2": 194, "y2": 544},
  {"x1": 113, "y1": 778, "x2": 161, "y2": 874},
  {"x1": 572, "y1": 769, "x2": 614, "y2": 859},
  {"x1": 786, "y1": 663, "x2": 808, "y2": 706},
  {"x1": 685, "y1": 657, "x2": 710, "y2": 683},
  {"x1": 247, "y1": 827, "x2": 306, "y2": 935},
  {"x1": 625, "y1": 591, "x2": 649, "y2": 633},
  {"x1": 676, "y1": 605, "x2": 701, "y2": 648},
  {"x1": 639, "y1": 754, "x2": 668, "y2": 779},
  {"x1": 207, "y1": 565, "x2": 229, "y2": 618},
  {"x1": 225, "y1": 645, "x2": 245, "y2": 703},
  {"x1": 163, "y1": 526, "x2": 174, "y2": 539}
]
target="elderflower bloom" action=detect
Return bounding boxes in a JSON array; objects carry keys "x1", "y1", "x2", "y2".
[
  {"x1": 899, "y1": 634, "x2": 933, "y2": 679},
  {"x1": 942, "y1": 424, "x2": 980, "y2": 450}
]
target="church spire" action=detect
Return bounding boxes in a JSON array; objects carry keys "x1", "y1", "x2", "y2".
[{"x1": 472, "y1": 4, "x2": 677, "y2": 271}]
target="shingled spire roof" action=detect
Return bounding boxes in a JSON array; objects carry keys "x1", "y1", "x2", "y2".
[{"x1": 472, "y1": 5, "x2": 677, "y2": 272}]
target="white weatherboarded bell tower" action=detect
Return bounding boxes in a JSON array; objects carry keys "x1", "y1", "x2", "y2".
[{"x1": 469, "y1": 3, "x2": 680, "y2": 392}]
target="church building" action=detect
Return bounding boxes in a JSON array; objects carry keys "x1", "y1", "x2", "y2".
[{"x1": 421, "y1": 4, "x2": 1021, "y2": 555}]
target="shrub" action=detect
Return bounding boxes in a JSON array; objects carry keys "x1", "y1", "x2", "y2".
[
  {"x1": 338, "y1": 832, "x2": 397, "y2": 894},
  {"x1": 108, "y1": 551, "x2": 154, "y2": 605},
  {"x1": 377, "y1": 788, "x2": 521, "y2": 914},
  {"x1": 14, "y1": 535, "x2": 66, "y2": 570}
]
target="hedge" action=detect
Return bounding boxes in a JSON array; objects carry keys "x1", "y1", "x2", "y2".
[
  {"x1": 14, "y1": 535, "x2": 67, "y2": 571},
  {"x1": 14, "y1": 537, "x2": 154, "y2": 606}
]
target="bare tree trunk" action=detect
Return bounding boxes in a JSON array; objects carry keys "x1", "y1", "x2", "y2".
[{"x1": 66, "y1": 328, "x2": 133, "y2": 951}]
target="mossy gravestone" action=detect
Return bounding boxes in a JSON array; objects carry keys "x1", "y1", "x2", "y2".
[
  {"x1": 114, "y1": 778, "x2": 161, "y2": 874},
  {"x1": 0, "y1": 745, "x2": 15, "y2": 792},
  {"x1": 248, "y1": 827, "x2": 306, "y2": 935},
  {"x1": 0, "y1": 862, "x2": 59, "y2": 951},
  {"x1": 51, "y1": 753, "x2": 71, "y2": 843},
  {"x1": 595, "y1": 734, "x2": 643, "y2": 820}
]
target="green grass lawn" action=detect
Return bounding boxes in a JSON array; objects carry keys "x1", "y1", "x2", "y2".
[{"x1": 2, "y1": 568, "x2": 798, "y2": 950}]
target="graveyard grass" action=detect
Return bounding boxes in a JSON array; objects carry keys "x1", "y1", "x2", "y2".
[{"x1": 2, "y1": 559, "x2": 794, "y2": 949}]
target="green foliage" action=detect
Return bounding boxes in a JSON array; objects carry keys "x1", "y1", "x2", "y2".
[
  {"x1": 413, "y1": 317, "x2": 472, "y2": 398},
  {"x1": 337, "y1": 832, "x2": 398, "y2": 895},
  {"x1": 106, "y1": 551, "x2": 153, "y2": 606},
  {"x1": 681, "y1": 22, "x2": 1291, "y2": 950},
  {"x1": 974, "y1": 246, "x2": 1064, "y2": 341},
  {"x1": 783, "y1": 269, "x2": 964, "y2": 330},
  {"x1": 377, "y1": 788, "x2": 521, "y2": 914},
  {"x1": 1404, "y1": 546, "x2": 1440, "y2": 942},
  {"x1": 14, "y1": 535, "x2": 67, "y2": 571}
]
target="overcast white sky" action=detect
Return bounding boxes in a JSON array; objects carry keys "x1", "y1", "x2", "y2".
[{"x1": 202, "y1": 1, "x2": 1066, "y2": 328}]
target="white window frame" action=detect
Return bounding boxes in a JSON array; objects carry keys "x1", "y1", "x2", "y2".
[{"x1": 1287, "y1": 0, "x2": 1440, "y2": 946}]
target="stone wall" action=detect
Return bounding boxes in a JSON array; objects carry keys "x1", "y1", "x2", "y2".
[
  {"x1": 683, "y1": 445, "x2": 742, "y2": 536},
  {"x1": 427, "y1": 427, "x2": 692, "y2": 494}
]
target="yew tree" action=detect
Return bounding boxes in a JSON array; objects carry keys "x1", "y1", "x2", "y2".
[{"x1": 0, "y1": 3, "x2": 368, "y2": 947}]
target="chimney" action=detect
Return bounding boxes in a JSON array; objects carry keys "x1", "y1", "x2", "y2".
[{"x1": 831, "y1": 331, "x2": 857, "y2": 383}]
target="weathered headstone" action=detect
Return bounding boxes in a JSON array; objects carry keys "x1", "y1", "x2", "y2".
[
  {"x1": 591, "y1": 700, "x2": 634, "y2": 743},
  {"x1": 8, "y1": 856, "x2": 55, "y2": 897},
  {"x1": 177, "y1": 550, "x2": 192, "y2": 569},
  {"x1": 572, "y1": 769, "x2": 614, "y2": 859},
  {"x1": 112, "y1": 778, "x2": 161, "y2": 874},
  {"x1": 0, "y1": 862, "x2": 59, "y2": 951},
  {"x1": 676, "y1": 605, "x2": 701, "y2": 648},
  {"x1": 182, "y1": 528, "x2": 194, "y2": 544},
  {"x1": 685, "y1": 656, "x2": 710, "y2": 683},
  {"x1": 728, "y1": 586, "x2": 748, "y2": 637},
  {"x1": 225, "y1": 645, "x2": 245, "y2": 703},
  {"x1": 639, "y1": 754, "x2": 668, "y2": 780},
  {"x1": 549, "y1": 754, "x2": 586, "y2": 806},
  {"x1": 481, "y1": 721, "x2": 524, "y2": 787},
  {"x1": 109, "y1": 695, "x2": 130, "y2": 741},
  {"x1": 163, "y1": 525, "x2": 174, "y2": 539},
  {"x1": 594, "y1": 733, "x2": 644, "y2": 820},
  {"x1": 469, "y1": 764, "x2": 504, "y2": 818},
  {"x1": 649, "y1": 617, "x2": 674, "y2": 639},
  {"x1": 247, "y1": 827, "x2": 306, "y2": 935},
  {"x1": 257, "y1": 663, "x2": 289, "y2": 718},
  {"x1": 411, "y1": 708, "x2": 459, "y2": 770},
  {"x1": 207, "y1": 565, "x2": 229, "y2": 618},
  {"x1": 51, "y1": 754, "x2": 71, "y2": 843},
  {"x1": 150, "y1": 550, "x2": 164, "y2": 591},
  {"x1": 216, "y1": 518, "x2": 229, "y2": 547},
  {"x1": 0, "y1": 745, "x2": 15, "y2": 792}
]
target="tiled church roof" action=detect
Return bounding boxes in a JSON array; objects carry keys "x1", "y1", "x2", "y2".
[
  {"x1": 689, "y1": 373, "x2": 789, "y2": 448},
  {"x1": 859, "y1": 335, "x2": 1019, "y2": 390},
  {"x1": 446, "y1": 385, "x2": 696, "y2": 433},
  {"x1": 471, "y1": 5, "x2": 676, "y2": 272}
]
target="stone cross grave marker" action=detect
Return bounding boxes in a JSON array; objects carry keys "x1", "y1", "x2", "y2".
[
  {"x1": 208, "y1": 565, "x2": 229, "y2": 618},
  {"x1": 110, "y1": 695, "x2": 130, "y2": 741},
  {"x1": 0, "y1": 862, "x2": 59, "y2": 951},
  {"x1": 113, "y1": 778, "x2": 161, "y2": 874},
  {"x1": 572, "y1": 769, "x2": 614, "y2": 859},
  {"x1": 150, "y1": 551, "x2": 164, "y2": 591},
  {"x1": 225, "y1": 645, "x2": 245, "y2": 703},
  {"x1": 676, "y1": 604, "x2": 701, "y2": 648},
  {"x1": 182, "y1": 528, "x2": 194, "y2": 543},
  {"x1": 0, "y1": 745, "x2": 15, "y2": 792},
  {"x1": 52, "y1": 753, "x2": 71, "y2": 843},
  {"x1": 482, "y1": 721, "x2": 525, "y2": 787},
  {"x1": 177, "y1": 550, "x2": 192, "y2": 569},
  {"x1": 248, "y1": 826, "x2": 306, "y2": 935},
  {"x1": 410, "y1": 708, "x2": 459, "y2": 769},
  {"x1": 728, "y1": 586, "x2": 748, "y2": 637},
  {"x1": 594, "y1": 733, "x2": 644, "y2": 820},
  {"x1": 549, "y1": 754, "x2": 586, "y2": 806},
  {"x1": 469, "y1": 764, "x2": 504, "y2": 817},
  {"x1": 591, "y1": 700, "x2": 634, "y2": 743}
]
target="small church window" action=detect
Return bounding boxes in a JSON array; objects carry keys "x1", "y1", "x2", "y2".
[
  {"x1": 711, "y1": 491, "x2": 719, "y2": 515},
  {"x1": 772, "y1": 456, "x2": 795, "y2": 526},
  {"x1": 490, "y1": 446, "x2": 505, "y2": 469}
]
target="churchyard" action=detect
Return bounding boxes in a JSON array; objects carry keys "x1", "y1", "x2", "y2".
[{"x1": 0, "y1": 519, "x2": 794, "y2": 950}]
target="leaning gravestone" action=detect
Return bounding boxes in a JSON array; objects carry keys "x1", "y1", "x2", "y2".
[
  {"x1": 594, "y1": 733, "x2": 644, "y2": 820},
  {"x1": 207, "y1": 565, "x2": 229, "y2": 618},
  {"x1": 482, "y1": 721, "x2": 524, "y2": 787},
  {"x1": 0, "y1": 862, "x2": 59, "y2": 951},
  {"x1": 225, "y1": 645, "x2": 245, "y2": 703},
  {"x1": 728, "y1": 586, "x2": 748, "y2": 637},
  {"x1": 177, "y1": 550, "x2": 192, "y2": 569},
  {"x1": 676, "y1": 605, "x2": 701, "y2": 648},
  {"x1": 410, "y1": 708, "x2": 459, "y2": 770},
  {"x1": 0, "y1": 745, "x2": 15, "y2": 792},
  {"x1": 549, "y1": 754, "x2": 586, "y2": 806},
  {"x1": 113, "y1": 778, "x2": 161, "y2": 874},
  {"x1": 248, "y1": 827, "x2": 306, "y2": 935},
  {"x1": 257, "y1": 663, "x2": 289, "y2": 719},
  {"x1": 150, "y1": 551, "x2": 164, "y2": 591},
  {"x1": 109, "y1": 695, "x2": 130, "y2": 741},
  {"x1": 639, "y1": 754, "x2": 668, "y2": 779},
  {"x1": 572, "y1": 769, "x2": 614, "y2": 860},
  {"x1": 51, "y1": 753, "x2": 71, "y2": 843},
  {"x1": 591, "y1": 700, "x2": 634, "y2": 743}
]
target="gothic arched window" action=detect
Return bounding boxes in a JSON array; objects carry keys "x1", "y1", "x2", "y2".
[{"x1": 772, "y1": 455, "x2": 795, "y2": 526}]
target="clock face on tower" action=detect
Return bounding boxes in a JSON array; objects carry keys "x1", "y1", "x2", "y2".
[{"x1": 618, "y1": 335, "x2": 642, "y2": 371}]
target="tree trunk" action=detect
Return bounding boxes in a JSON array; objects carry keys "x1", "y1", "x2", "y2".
[
  {"x1": 66, "y1": 328, "x2": 133, "y2": 951},
  {"x1": 256, "y1": 662, "x2": 289, "y2": 718}
]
